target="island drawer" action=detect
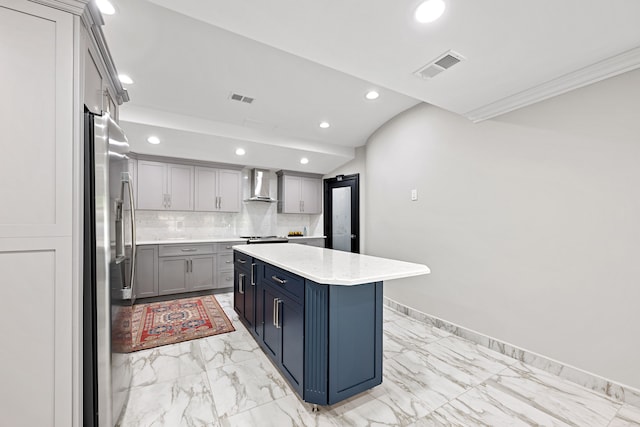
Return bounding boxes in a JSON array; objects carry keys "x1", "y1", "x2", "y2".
[
  {"x1": 263, "y1": 263, "x2": 304, "y2": 301},
  {"x1": 158, "y1": 244, "x2": 215, "y2": 257},
  {"x1": 234, "y1": 252, "x2": 253, "y2": 269}
]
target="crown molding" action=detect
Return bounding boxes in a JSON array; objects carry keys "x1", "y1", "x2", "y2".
[
  {"x1": 465, "y1": 45, "x2": 640, "y2": 123},
  {"x1": 28, "y1": 0, "x2": 88, "y2": 15}
]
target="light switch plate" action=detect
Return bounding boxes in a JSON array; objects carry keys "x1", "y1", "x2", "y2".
[{"x1": 411, "y1": 189, "x2": 418, "y2": 201}]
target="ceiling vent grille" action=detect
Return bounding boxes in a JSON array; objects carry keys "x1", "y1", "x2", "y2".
[
  {"x1": 414, "y1": 50, "x2": 465, "y2": 80},
  {"x1": 229, "y1": 92, "x2": 255, "y2": 104}
]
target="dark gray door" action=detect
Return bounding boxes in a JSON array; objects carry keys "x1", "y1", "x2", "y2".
[{"x1": 324, "y1": 174, "x2": 360, "y2": 253}]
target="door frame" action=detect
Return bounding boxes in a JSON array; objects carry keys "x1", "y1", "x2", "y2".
[{"x1": 323, "y1": 174, "x2": 360, "y2": 253}]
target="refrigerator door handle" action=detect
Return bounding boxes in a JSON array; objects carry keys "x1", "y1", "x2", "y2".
[{"x1": 122, "y1": 172, "x2": 137, "y2": 300}]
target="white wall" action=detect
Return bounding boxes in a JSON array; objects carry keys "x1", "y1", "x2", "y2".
[
  {"x1": 324, "y1": 146, "x2": 367, "y2": 250},
  {"x1": 365, "y1": 69, "x2": 640, "y2": 389}
]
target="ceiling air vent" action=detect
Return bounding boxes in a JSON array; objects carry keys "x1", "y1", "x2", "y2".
[
  {"x1": 229, "y1": 92, "x2": 255, "y2": 104},
  {"x1": 414, "y1": 50, "x2": 465, "y2": 80}
]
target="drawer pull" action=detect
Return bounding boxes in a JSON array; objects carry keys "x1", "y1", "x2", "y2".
[
  {"x1": 181, "y1": 248, "x2": 197, "y2": 252},
  {"x1": 238, "y1": 259, "x2": 246, "y2": 264},
  {"x1": 271, "y1": 275, "x2": 287, "y2": 285},
  {"x1": 226, "y1": 246, "x2": 232, "y2": 249},
  {"x1": 239, "y1": 273, "x2": 245, "y2": 294},
  {"x1": 225, "y1": 260, "x2": 232, "y2": 264}
]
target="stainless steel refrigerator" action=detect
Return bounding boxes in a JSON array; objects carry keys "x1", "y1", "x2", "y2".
[{"x1": 83, "y1": 110, "x2": 137, "y2": 427}]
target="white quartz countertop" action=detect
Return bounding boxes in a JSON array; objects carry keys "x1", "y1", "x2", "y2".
[
  {"x1": 234, "y1": 244, "x2": 430, "y2": 286},
  {"x1": 136, "y1": 238, "x2": 247, "y2": 246}
]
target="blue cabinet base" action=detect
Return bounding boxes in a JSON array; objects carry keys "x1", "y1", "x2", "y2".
[{"x1": 234, "y1": 253, "x2": 383, "y2": 406}]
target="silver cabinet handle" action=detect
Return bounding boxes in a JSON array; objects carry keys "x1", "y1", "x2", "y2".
[
  {"x1": 226, "y1": 276, "x2": 232, "y2": 281},
  {"x1": 168, "y1": 194, "x2": 171, "y2": 208},
  {"x1": 189, "y1": 259, "x2": 193, "y2": 273},
  {"x1": 185, "y1": 259, "x2": 189, "y2": 273},
  {"x1": 271, "y1": 275, "x2": 287, "y2": 285},
  {"x1": 238, "y1": 259, "x2": 246, "y2": 264},
  {"x1": 239, "y1": 273, "x2": 245, "y2": 294},
  {"x1": 273, "y1": 298, "x2": 278, "y2": 327},
  {"x1": 181, "y1": 248, "x2": 197, "y2": 252},
  {"x1": 225, "y1": 260, "x2": 232, "y2": 264},
  {"x1": 275, "y1": 299, "x2": 282, "y2": 329},
  {"x1": 226, "y1": 245, "x2": 232, "y2": 249},
  {"x1": 251, "y1": 263, "x2": 256, "y2": 286},
  {"x1": 302, "y1": 200, "x2": 305, "y2": 212}
]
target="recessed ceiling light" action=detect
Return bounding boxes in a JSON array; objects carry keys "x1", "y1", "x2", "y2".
[
  {"x1": 365, "y1": 90, "x2": 380, "y2": 100},
  {"x1": 235, "y1": 148, "x2": 246, "y2": 156},
  {"x1": 147, "y1": 136, "x2": 160, "y2": 145},
  {"x1": 415, "y1": 0, "x2": 445, "y2": 23},
  {"x1": 96, "y1": 0, "x2": 116, "y2": 15},
  {"x1": 118, "y1": 74, "x2": 133, "y2": 85},
  {"x1": 300, "y1": 158, "x2": 309, "y2": 164},
  {"x1": 319, "y1": 121, "x2": 330, "y2": 129}
]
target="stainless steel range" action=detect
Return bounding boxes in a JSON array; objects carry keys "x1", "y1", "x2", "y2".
[{"x1": 241, "y1": 235, "x2": 289, "y2": 244}]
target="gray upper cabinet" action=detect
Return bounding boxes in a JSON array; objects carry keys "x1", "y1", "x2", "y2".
[
  {"x1": 277, "y1": 171, "x2": 323, "y2": 214},
  {"x1": 194, "y1": 167, "x2": 241, "y2": 212},
  {"x1": 137, "y1": 160, "x2": 194, "y2": 210}
]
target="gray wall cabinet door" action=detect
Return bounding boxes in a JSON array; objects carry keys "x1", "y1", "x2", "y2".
[
  {"x1": 166, "y1": 164, "x2": 194, "y2": 211},
  {"x1": 189, "y1": 255, "x2": 216, "y2": 291},
  {"x1": 135, "y1": 246, "x2": 158, "y2": 299},
  {"x1": 283, "y1": 175, "x2": 302, "y2": 213},
  {"x1": 158, "y1": 257, "x2": 189, "y2": 295},
  {"x1": 300, "y1": 178, "x2": 322, "y2": 214},
  {"x1": 137, "y1": 160, "x2": 167, "y2": 210},
  {"x1": 194, "y1": 167, "x2": 241, "y2": 212},
  {"x1": 218, "y1": 169, "x2": 241, "y2": 212},
  {"x1": 194, "y1": 167, "x2": 218, "y2": 211}
]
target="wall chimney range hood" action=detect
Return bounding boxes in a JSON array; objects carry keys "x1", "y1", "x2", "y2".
[{"x1": 245, "y1": 168, "x2": 277, "y2": 202}]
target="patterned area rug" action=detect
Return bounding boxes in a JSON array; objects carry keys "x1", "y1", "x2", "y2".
[{"x1": 113, "y1": 295, "x2": 235, "y2": 352}]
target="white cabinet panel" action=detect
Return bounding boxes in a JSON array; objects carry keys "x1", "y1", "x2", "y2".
[
  {"x1": 0, "y1": 4, "x2": 72, "y2": 234},
  {"x1": 84, "y1": 52, "x2": 103, "y2": 114},
  {"x1": 137, "y1": 160, "x2": 167, "y2": 210}
]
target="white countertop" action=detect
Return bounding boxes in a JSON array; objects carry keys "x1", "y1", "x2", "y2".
[{"x1": 234, "y1": 244, "x2": 430, "y2": 286}]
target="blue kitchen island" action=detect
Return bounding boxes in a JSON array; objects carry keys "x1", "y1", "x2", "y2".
[{"x1": 233, "y1": 244, "x2": 429, "y2": 406}]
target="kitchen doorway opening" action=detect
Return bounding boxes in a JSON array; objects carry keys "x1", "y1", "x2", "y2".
[{"x1": 324, "y1": 174, "x2": 360, "y2": 253}]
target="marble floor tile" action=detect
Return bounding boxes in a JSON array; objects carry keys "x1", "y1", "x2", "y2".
[
  {"x1": 221, "y1": 394, "x2": 339, "y2": 427},
  {"x1": 118, "y1": 291, "x2": 635, "y2": 427},
  {"x1": 118, "y1": 372, "x2": 219, "y2": 427},
  {"x1": 487, "y1": 362, "x2": 621, "y2": 425},
  {"x1": 206, "y1": 354, "x2": 293, "y2": 418},
  {"x1": 609, "y1": 404, "x2": 640, "y2": 426},
  {"x1": 198, "y1": 328, "x2": 261, "y2": 369},
  {"x1": 129, "y1": 341, "x2": 206, "y2": 388}
]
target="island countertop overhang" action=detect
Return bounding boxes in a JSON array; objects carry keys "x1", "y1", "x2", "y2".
[{"x1": 233, "y1": 243, "x2": 430, "y2": 286}]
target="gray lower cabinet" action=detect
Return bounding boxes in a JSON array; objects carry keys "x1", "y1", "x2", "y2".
[
  {"x1": 158, "y1": 256, "x2": 189, "y2": 295},
  {"x1": 158, "y1": 255, "x2": 216, "y2": 295},
  {"x1": 135, "y1": 245, "x2": 158, "y2": 298}
]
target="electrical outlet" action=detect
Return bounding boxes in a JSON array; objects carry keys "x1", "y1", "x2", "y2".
[{"x1": 411, "y1": 189, "x2": 418, "y2": 201}]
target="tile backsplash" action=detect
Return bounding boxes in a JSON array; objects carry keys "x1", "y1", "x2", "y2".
[{"x1": 135, "y1": 169, "x2": 323, "y2": 241}]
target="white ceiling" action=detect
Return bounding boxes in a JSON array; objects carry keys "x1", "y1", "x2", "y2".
[{"x1": 103, "y1": 0, "x2": 640, "y2": 173}]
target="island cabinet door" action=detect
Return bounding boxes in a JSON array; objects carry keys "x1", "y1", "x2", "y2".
[
  {"x1": 279, "y1": 293, "x2": 304, "y2": 396},
  {"x1": 233, "y1": 267, "x2": 247, "y2": 319},
  {"x1": 262, "y1": 285, "x2": 280, "y2": 361}
]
